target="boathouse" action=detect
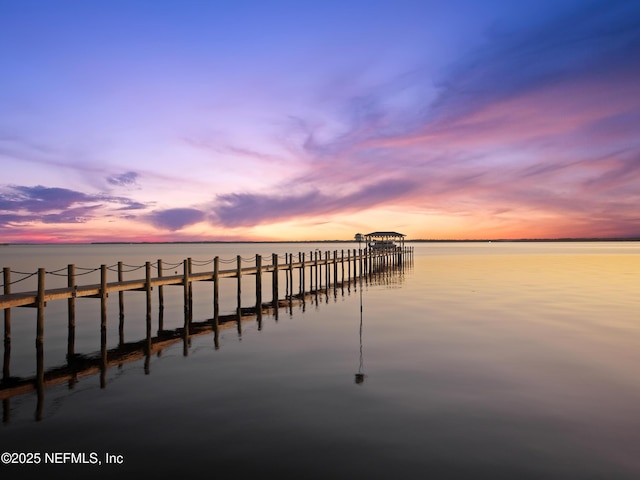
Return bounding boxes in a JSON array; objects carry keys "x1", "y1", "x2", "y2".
[{"x1": 363, "y1": 231, "x2": 406, "y2": 251}]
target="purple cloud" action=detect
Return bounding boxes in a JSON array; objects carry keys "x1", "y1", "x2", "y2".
[
  {"x1": 145, "y1": 208, "x2": 205, "y2": 230},
  {"x1": 213, "y1": 178, "x2": 419, "y2": 227},
  {"x1": 106, "y1": 171, "x2": 139, "y2": 187},
  {"x1": 41, "y1": 206, "x2": 100, "y2": 224},
  {"x1": 0, "y1": 213, "x2": 35, "y2": 225},
  {"x1": 2, "y1": 185, "x2": 93, "y2": 213},
  {"x1": 0, "y1": 184, "x2": 153, "y2": 226}
]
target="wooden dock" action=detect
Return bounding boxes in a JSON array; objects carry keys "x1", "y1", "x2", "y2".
[
  {"x1": 1, "y1": 248, "x2": 411, "y2": 310},
  {"x1": 1, "y1": 247, "x2": 413, "y2": 420}
]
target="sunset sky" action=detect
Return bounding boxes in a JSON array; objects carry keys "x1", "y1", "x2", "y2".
[{"x1": 1, "y1": 0, "x2": 639, "y2": 242}]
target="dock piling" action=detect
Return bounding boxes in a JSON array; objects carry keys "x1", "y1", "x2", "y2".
[
  {"x1": 3, "y1": 267, "x2": 11, "y2": 381},
  {"x1": 67, "y1": 264, "x2": 76, "y2": 357}
]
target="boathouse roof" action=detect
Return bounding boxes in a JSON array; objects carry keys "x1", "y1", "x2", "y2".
[{"x1": 365, "y1": 231, "x2": 406, "y2": 238}]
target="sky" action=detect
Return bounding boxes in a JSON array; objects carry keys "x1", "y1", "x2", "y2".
[{"x1": 1, "y1": 0, "x2": 639, "y2": 242}]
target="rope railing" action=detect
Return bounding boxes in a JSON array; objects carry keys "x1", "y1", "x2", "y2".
[
  {"x1": 107, "y1": 264, "x2": 145, "y2": 273},
  {"x1": 217, "y1": 258, "x2": 236, "y2": 264},
  {"x1": 0, "y1": 271, "x2": 38, "y2": 288},
  {"x1": 190, "y1": 258, "x2": 215, "y2": 267},
  {"x1": 72, "y1": 268, "x2": 101, "y2": 277},
  {"x1": 155, "y1": 260, "x2": 183, "y2": 269},
  {"x1": 121, "y1": 263, "x2": 146, "y2": 269},
  {"x1": 46, "y1": 270, "x2": 71, "y2": 277},
  {"x1": 47, "y1": 267, "x2": 69, "y2": 274}
]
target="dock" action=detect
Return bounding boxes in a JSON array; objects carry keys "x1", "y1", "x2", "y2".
[{"x1": 1, "y1": 246, "x2": 413, "y2": 420}]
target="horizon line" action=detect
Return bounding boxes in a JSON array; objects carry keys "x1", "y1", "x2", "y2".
[{"x1": 1, "y1": 237, "x2": 639, "y2": 246}]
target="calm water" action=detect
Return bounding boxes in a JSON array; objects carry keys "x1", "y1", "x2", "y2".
[{"x1": 1, "y1": 242, "x2": 639, "y2": 479}]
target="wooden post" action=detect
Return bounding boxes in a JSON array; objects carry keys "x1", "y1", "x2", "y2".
[
  {"x1": 298, "y1": 252, "x2": 303, "y2": 296},
  {"x1": 188, "y1": 257, "x2": 193, "y2": 323},
  {"x1": 117, "y1": 261, "x2": 124, "y2": 319},
  {"x1": 100, "y1": 264, "x2": 107, "y2": 388},
  {"x1": 145, "y1": 261, "x2": 152, "y2": 349},
  {"x1": 67, "y1": 264, "x2": 76, "y2": 358},
  {"x1": 236, "y1": 255, "x2": 242, "y2": 335},
  {"x1": 353, "y1": 248, "x2": 357, "y2": 280},
  {"x1": 142, "y1": 263, "x2": 151, "y2": 374},
  {"x1": 333, "y1": 250, "x2": 338, "y2": 292},
  {"x1": 3, "y1": 268, "x2": 11, "y2": 381},
  {"x1": 308, "y1": 251, "x2": 312, "y2": 292},
  {"x1": 100, "y1": 264, "x2": 107, "y2": 331},
  {"x1": 213, "y1": 256, "x2": 219, "y2": 349},
  {"x1": 181, "y1": 259, "x2": 190, "y2": 356},
  {"x1": 67, "y1": 264, "x2": 77, "y2": 390},
  {"x1": 307, "y1": 251, "x2": 311, "y2": 292},
  {"x1": 314, "y1": 251, "x2": 319, "y2": 292},
  {"x1": 213, "y1": 256, "x2": 220, "y2": 320},
  {"x1": 272, "y1": 254, "x2": 279, "y2": 317},
  {"x1": 3, "y1": 266, "x2": 10, "y2": 420},
  {"x1": 288, "y1": 253, "x2": 294, "y2": 314},
  {"x1": 183, "y1": 259, "x2": 190, "y2": 323},
  {"x1": 284, "y1": 253, "x2": 293, "y2": 299},
  {"x1": 299, "y1": 253, "x2": 306, "y2": 311},
  {"x1": 157, "y1": 259, "x2": 164, "y2": 333},
  {"x1": 325, "y1": 251, "x2": 329, "y2": 291},
  {"x1": 117, "y1": 262, "x2": 124, "y2": 345},
  {"x1": 289, "y1": 253, "x2": 294, "y2": 299},
  {"x1": 35, "y1": 268, "x2": 46, "y2": 420},
  {"x1": 317, "y1": 255, "x2": 322, "y2": 302},
  {"x1": 256, "y1": 254, "x2": 262, "y2": 330},
  {"x1": 285, "y1": 254, "x2": 289, "y2": 298},
  {"x1": 35, "y1": 267, "x2": 45, "y2": 382},
  {"x1": 312, "y1": 251, "x2": 318, "y2": 304}
]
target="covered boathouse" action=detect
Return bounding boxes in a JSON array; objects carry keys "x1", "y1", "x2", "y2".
[{"x1": 357, "y1": 231, "x2": 406, "y2": 251}]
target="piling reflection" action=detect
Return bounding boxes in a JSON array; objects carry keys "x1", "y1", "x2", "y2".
[
  {"x1": 2, "y1": 331, "x2": 9, "y2": 384},
  {"x1": 355, "y1": 272, "x2": 365, "y2": 385}
]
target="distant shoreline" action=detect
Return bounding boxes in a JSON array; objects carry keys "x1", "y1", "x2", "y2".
[{"x1": 1, "y1": 237, "x2": 639, "y2": 246}]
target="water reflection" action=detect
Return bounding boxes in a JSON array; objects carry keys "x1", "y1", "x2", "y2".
[
  {"x1": 2, "y1": 243, "x2": 639, "y2": 478},
  {"x1": 355, "y1": 273, "x2": 365, "y2": 385}
]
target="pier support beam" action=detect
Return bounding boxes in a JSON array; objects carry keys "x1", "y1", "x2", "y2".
[
  {"x1": 145, "y1": 261, "x2": 152, "y2": 358},
  {"x1": 236, "y1": 255, "x2": 242, "y2": 335},
  {"x1": 3, "y1": 267, "x2": 11, "y2": 381},
  {"x1": 213, "y1": 256, "x2": 219, "y2": 349},
  {"x1": 35, "y1": 268, "x2": 45, "y2": 419},
  {"x1": 118, "y1": 262, "x2": 124, "y2": 345},
  {"x1": 272, "y1": 254, "x2": 279, "y2": 317},
  {"x1": 183, "y1": 259, "x2": 190, "y2": 352},
  {"x1": 67, "y1": 264, "x2": 76, "y2": 358},
  {"x1": 157, "y1": 259, "x2": 164, "y2": 333},
  {"x1": 256, "y1": 254, "x2": 262, "y2": 330},
  {"x1": 100, "y1": 264, "x2": 107, "y2": 389}
]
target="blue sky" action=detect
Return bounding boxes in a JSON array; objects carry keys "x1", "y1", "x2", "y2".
[{"x1": 1, "y1": 0, "x2": 639, "y2": 242}]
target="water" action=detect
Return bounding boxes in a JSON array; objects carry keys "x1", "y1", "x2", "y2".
[{"x1": 1, "y1": 242, "x2": 639, "y2": 478}]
